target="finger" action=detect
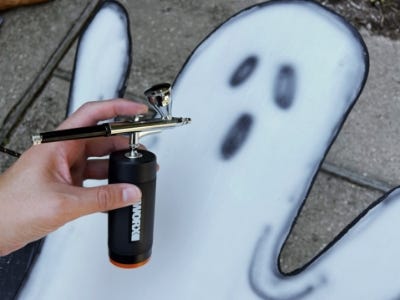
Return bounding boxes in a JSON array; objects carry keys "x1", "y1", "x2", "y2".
[
  {"x1": 66, "y1": 184, "x2": 141, "y2": 219},
  {"x1": 84, "y1": 159, "x2": 108, "y2": 180},
  {"x1": 137, "y1": 144, "x2": 148, "y2": 151},
  {"x1": 59, "y1": 99, "x2": 148, "y2": 129},
  {"x1": 59, "y1": 135, "x2": 132, "y2": 166},
  {"x1": 84, "y1": 135, "x2": 129, "y2": 157},
  {"x1": 84, "y1": 145, "x2": 156, "y2": 180},
  {"x1": 85, "y1": 135, "x2": 149, "y2": 157},
  {"x1": 83, "y1": 151, "x2": 157, "y2": 180}
]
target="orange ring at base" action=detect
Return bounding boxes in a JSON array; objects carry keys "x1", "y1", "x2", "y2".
[{"x1": 110, "y1": 257, "x2": 150, "y2": 269}]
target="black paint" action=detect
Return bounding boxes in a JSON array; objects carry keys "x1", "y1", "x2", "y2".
[
  {"x1": 221, "y1": 113, "x2": 253, "y2": 160},
  {"x1": 249, "y1": 226, "x2": 319, "y2": 300},
  {"x1": 274, "y1": 65, "x2": 296, "y2": 109},
  {"x1": 229, "y1": 56, "x2": 258, "y2": 87}
]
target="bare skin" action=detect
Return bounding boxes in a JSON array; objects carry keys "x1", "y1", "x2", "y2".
[
  {"x1": 0, "y1": 99, "x2": 148, "y2": 256},
  {"x1": 0, "y1": 0, "x2": 51, "y2": 11}
]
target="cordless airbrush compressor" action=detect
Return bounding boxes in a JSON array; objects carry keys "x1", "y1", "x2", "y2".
[{"x1": 32, "y1": 83, "x2": 191, "y2": 268}]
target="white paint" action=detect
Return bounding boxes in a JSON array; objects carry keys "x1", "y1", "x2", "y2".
[
  {"x1": 68, "y1": 1, "x2": 130, "y2": 114},
  {"x1": 20, "y1": 1, "x2": 400, "y2": 300}
]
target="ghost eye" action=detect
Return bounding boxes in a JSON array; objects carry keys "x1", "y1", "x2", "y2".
[
  {"x1": 229, "y1": 56, "x2": 258, "y2": 87},
  {"x1": 221, "y1": 113, "x2": 254, "y2": 160},
  {"x1": 274, "y1": 65, "x2": 296, "y2": 109}
]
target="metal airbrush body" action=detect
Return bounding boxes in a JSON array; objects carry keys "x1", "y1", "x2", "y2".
[
  {"x1": 32, "y1": 83, "x2": 190, "y2": 155},
  {"x1": 32, "y1": 83, "x2": 190, "y2": 268}
]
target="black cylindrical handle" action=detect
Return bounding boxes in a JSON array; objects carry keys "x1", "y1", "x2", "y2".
[
  {"x1": 39, "y1": 123, "x2": 110, "y2": 143},
  {"x1": 108, "y1": 149, "x2": 157, "y2": 268}
]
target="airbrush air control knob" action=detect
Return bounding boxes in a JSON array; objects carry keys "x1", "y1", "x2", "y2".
[{"x1": 108, "y1": 149, "x2": 157, "y2": 268}]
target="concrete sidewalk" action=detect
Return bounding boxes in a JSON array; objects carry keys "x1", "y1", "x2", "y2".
[{"x1": 0, "y1": 0, "x2": 399, "y2": 273}]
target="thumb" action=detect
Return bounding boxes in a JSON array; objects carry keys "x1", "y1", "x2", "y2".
[{"x1": 69, "y1": 184, "x2": 142, "y2": 218}]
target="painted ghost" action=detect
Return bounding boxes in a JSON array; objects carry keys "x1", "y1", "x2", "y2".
[{"x1": 17, "y1": 1, "x2": 399, "y2": 300}]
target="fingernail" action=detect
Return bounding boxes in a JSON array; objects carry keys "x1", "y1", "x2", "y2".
[{"x1": 123, "y1": 186, "x2": 141, "y2": 203}]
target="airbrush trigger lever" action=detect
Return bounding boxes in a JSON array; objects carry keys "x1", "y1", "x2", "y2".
[
  {"x1": 124, "y1": 83, "x2": 172, "y2": 159},
  {"x1": 144, "y1": 83, "x2": 172, "y2": 120},
  {"x1": 125, "y1": 83, "x2": 172, "y2": 159}
]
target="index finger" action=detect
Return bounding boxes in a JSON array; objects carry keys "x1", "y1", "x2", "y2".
[{"x1": 58, "y1": 99, "x2": 148, "y2": 129}]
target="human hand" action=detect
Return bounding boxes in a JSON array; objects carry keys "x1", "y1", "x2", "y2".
[
  {"x1": 0, "y1": 99, "x2": 148, "y2": 256},
  {"x1": 0, "y1": 0, "x2": 51, "y2": 11}
]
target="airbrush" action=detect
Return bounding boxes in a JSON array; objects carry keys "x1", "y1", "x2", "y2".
[{"x1": 32, "y1": 83, "x2": 191, "y2": 268}]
